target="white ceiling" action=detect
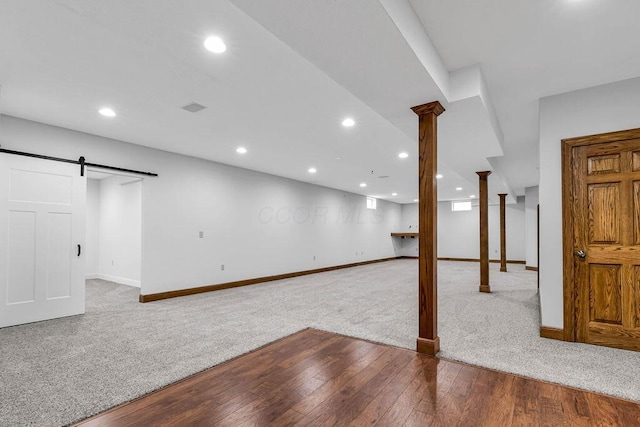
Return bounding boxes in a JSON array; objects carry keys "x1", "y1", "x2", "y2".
[
  {"x1": 409, "y1": 0, "x2": 640, "y2": 193},
  {"x1": 1, "y1": 0, "x2": 639, "y2": 205}
]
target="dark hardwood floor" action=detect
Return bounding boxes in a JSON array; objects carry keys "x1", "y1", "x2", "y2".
[{"x1": 75, "y1": 329, "x2": 640, "y2": 426}]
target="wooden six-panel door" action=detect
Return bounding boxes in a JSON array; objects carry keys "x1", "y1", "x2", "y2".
[{"x1": 572, "y1": 138, "x2": 640, "y2": 351}]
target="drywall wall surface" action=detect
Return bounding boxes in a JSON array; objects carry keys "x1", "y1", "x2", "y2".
[
  {"x1": 396, "y1": 202, "x2": 419, "y2": 257},
  {"x1": 85, "y1": 179, "x2": 100, "y2": 277},
  {"x1": 438, "y1": 201, "x2": 479, "y2": 258},
  {"x1": 439, "y1": 199, "x2": 525, "y2": 260},
  {"x1": 492, "y1": 196, "x2": 526, "y2": 261},
  {"x1": 98, "y1": 176, "x2": 142, "y2": 287},
  {"x1": 539, "y1": 76, "x2": 640, "y2": 328},
  {"x1": 0, "y1": 115, "x2": 402, "y2": 295},
  {"x1": 398, "y1": 199, "x2": 526, "y2": 260},
  {"x1": 400, "y1": 202, "x2": 418, "y2": 231},
  {"x1": 525, "y1": 186, "x2": 539, "y2": 269}
]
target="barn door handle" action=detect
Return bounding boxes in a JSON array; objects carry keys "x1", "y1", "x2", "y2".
[
  {"x1": 77, "y1": 244, "x2": 82, "y2": 257},
  {"x1": 575, "y1": 250, "x2": 586, "y2": 258}
]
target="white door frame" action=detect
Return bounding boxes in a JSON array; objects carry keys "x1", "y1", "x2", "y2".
[{"x1": 85, "y1": 167, "x2": 145, "y2": 296}]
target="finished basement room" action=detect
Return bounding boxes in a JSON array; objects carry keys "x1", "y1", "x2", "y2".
[{"x1": 1, "y1": 1, "x2": 640, "y2": 426}]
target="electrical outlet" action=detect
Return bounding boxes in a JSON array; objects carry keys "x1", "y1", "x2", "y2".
[
  {"x1": 112, "y1": 260, "x2": 114, "y2": 266},
  {"x1": 221, "y1": 264, "x2": 225, "y2": 271},
  {"x1": 199, "y1": 231, "x2": 204, "y2": 238},
  {"x1": 313, "y1": 255, "x2": 316, "y2": 260}
]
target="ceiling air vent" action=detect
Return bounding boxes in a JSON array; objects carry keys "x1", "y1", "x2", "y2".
[{"x1": 181, "y1": 102, "x2": 207, "y2": 113}]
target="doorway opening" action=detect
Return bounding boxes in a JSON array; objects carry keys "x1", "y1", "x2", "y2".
[{"x1": 85, "y1": 169, "x2": 143, "y2": 296}]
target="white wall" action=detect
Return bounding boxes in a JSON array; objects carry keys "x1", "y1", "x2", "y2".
[
  {"x1": 398, "y1": 198, "x2": 526, "y2": 260},
  {"x1": 97, "y1": 176, "x2": 142, "y2": 287},
  {"x1": 438, "y1": 201, "x2": 479, "y2": 258},
  {"x1": 400, "y1": 202, "x2": 418, "y2": 231},
  {"x1": 85, "y1": 179, "x2": 100, "y2": 277},
  {"x1": 0, "y1": 115, "x2": 402, "y2": 295},
  {"x1": 396, "y1": 202, "x2": 419, "y2": 257},
  {"x1": 441, "y1": 199, "x2": 525, "y2": 260},
  {"x1": 539, "y1": 76, "x2": 640, "y2": 328},
  {"x1": 524, "y1": 186, "x2": 538, "y2": 269},
  {"x1": 489, "y1": 200, "x2": 525, "y2": 261}
]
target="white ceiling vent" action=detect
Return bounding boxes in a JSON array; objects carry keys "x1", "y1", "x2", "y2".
[{"x1": 181, "y1": 102, "x2": 207, "y2": 113}]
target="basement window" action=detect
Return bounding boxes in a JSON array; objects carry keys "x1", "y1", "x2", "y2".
[
  {"x1": 366, "y1": 197, "x2": 377, "y2": 210},
  {"x1": 451, "y1": 201, "x2": 472, "y2": 212}
]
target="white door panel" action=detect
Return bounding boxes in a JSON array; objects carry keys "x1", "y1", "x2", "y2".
[
  {"x1": 46, "y1": 212, "x2": 73, "y2": 299},
  {"x1": 7, "y1": 210, "x2": 37, "y2": 304},
  {"x1": 10, "y1": 168, "x2": 73, "y2": 205},
  {"x1": 0, "y1": 155, "x2": 85, "y2": 328}
]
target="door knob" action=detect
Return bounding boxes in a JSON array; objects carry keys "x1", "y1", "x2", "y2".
[{"x1": 575, "y1": 250, "x2": 586, "y2": 258}]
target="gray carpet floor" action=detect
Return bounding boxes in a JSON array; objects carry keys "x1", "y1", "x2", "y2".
[{"x1": 0, "y1": 260, "x2": 639, "y2": 426}]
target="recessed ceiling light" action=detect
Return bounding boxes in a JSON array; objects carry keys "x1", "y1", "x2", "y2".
[
  {"x1": 359, "y1": 182, "x2": 367, "y2": 187},
  {"x1": 308, "y1": 167, "x2": 317, "y2": 174},
  {"x1": 204, "y1": 36, "x2": 226, "y2": 53},
  {"x1": 398, "y1": 152, "x2": 408, "y2": 159},
  {"x1": 414, "y1": 199, "x2": 419, "y2": 202},
  {"x1": 436, "y1": 174, "x2": 443, "y2": 179},
  {"x1": 470, "y1": 195, "x2": 476, "y2": 198},
  {"x1": 392, "y1": 192, "x2": 398, "y2": 196},
  {"x1": 98, "y1": 107, "x2": 116, "y2": 117},
  {"x1": 336, "y1": 157, "x2": 342, "y2": 160},
  {"x1": 236, "y1": 147, "x2": 247, "y2": 154},
  {"x1": 456, "y1": 187, "x2": 463, "y2": 191},
  {"x1": 342, "y1": 118, "x2": 355, "y2": 127}
]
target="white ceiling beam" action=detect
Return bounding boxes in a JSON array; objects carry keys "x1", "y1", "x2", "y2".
[
  {"x1": 450, "y1": 65, "x2": 504, "y2": 148},
  {"x1": 377, "y1": 0, "x2": 450, "y2": 101},
  {"x1": 378, "y1": 0, "x2": 510, "y2": 198}
]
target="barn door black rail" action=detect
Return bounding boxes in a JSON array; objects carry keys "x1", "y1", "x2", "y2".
[
  {"x1": 0, "y1": 147, "x2": 78, "y2": 166},
  {"x1": 0, "y1": 146, "x2": 158, "y2": 177}
]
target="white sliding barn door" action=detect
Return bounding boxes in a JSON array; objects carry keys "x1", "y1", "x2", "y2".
[{"x1": 0, "y1": 155, "x2": 85, "y2": 328}]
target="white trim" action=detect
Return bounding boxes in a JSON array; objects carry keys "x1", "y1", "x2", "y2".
[{"x1": 86, "y1": 274, "x2": 141, "y2": 288}]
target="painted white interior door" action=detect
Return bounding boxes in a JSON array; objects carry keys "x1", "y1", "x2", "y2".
[{"x1": 0, "y1": 154, "x2": 86, "y2": 328}]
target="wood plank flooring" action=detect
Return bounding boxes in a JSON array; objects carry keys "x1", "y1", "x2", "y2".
[{"x1": 75, "y1": 329, "x2": 640, "y2": 426}]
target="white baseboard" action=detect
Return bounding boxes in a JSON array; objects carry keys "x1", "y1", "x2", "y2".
[{"x1": 86, "y1": 274, "x2": 141, "y2": 288}]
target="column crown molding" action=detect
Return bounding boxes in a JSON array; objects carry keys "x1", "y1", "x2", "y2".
[
  {"x1": 498, "y1": 193, "x2": 508, "y2": 197},
  {"x1": 411, "y1": 101, "x2": 445, "y2": 117},
  {"x1": 476, "y1": 171, "x2": 492, "y2": 177}
]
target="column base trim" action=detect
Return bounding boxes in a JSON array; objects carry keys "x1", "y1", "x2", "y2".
[
  {"x1": 479, "y1": 284, "x2": 491, "y2": 293},
  {"x1": 416, "y1": 336, "x2": 440, "y2": 356}
]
